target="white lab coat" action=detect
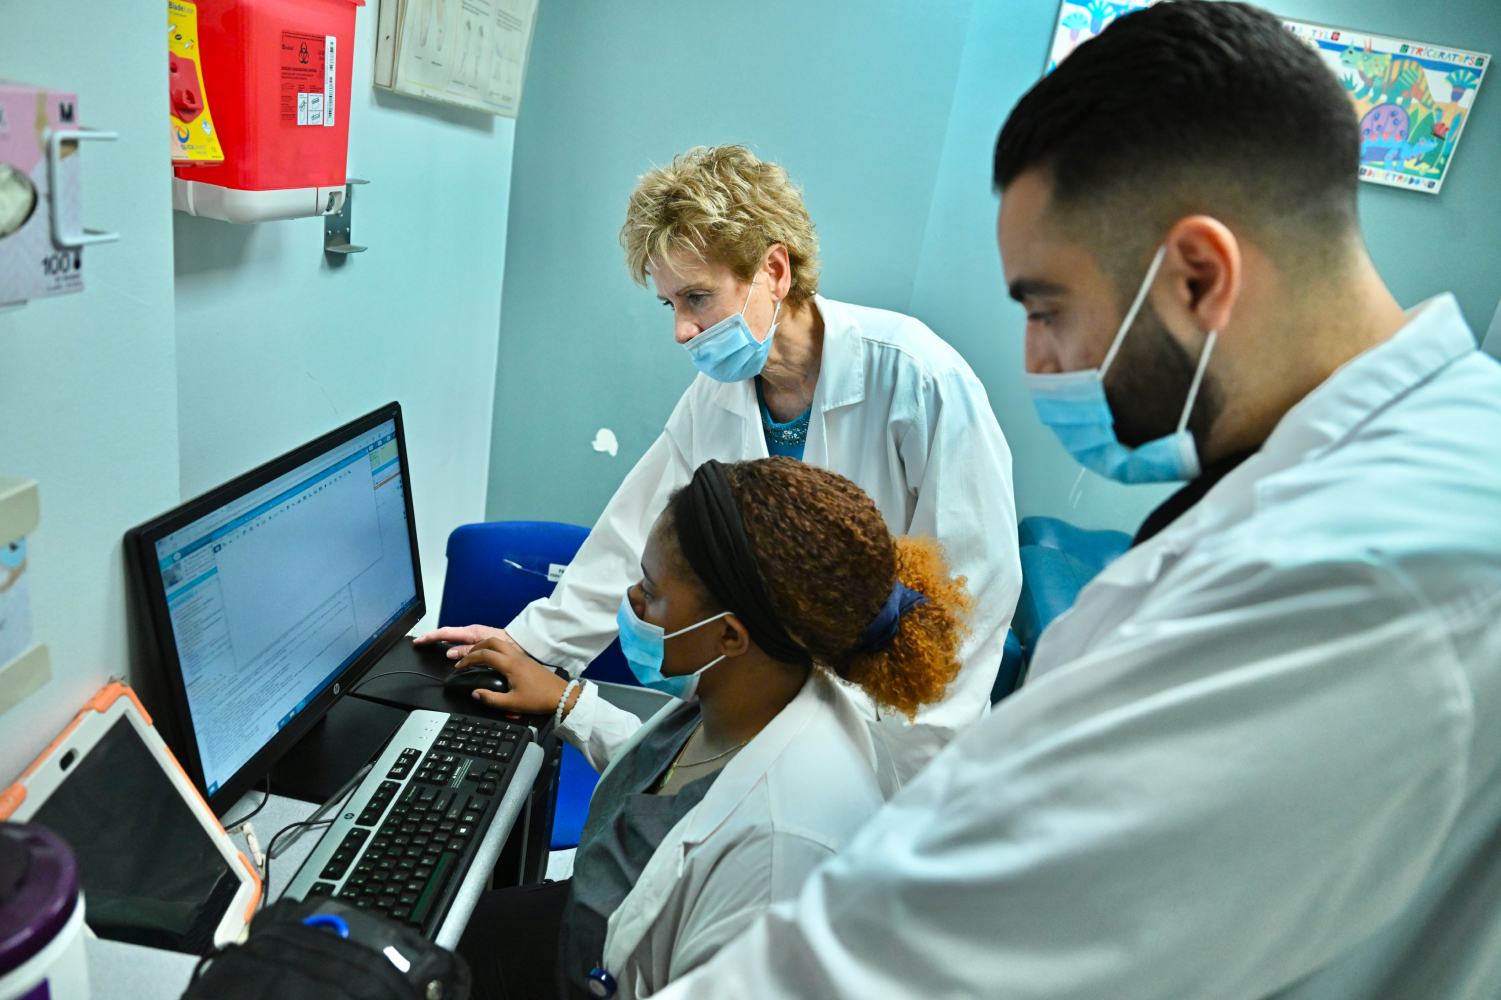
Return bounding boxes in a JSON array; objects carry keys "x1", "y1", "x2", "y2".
[
  {"x1": 560, "y1": 670, "x2": 886, "y2": 999},
  {"x1": 651, "y1": 293, "x2": 1501, "y2": 1000},
  {"x1": 506, "y1": 295, "x2": 1021, "y2": 783}
]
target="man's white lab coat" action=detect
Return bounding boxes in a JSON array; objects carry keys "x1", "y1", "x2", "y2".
[
  {"x1": 506, "y1": 295, "x2": 1021, "y2": 782},
  {"x1": 652, "y1": 294, "x2": 1501, "y2": 999},
  {"x1": 564, "y1": 670, "x2": 886, "y2": 999}
]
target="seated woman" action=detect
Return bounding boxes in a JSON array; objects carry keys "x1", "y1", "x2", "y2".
[
  {"x1": 420, "y1": 144, "x2": 1019, "y2": 785},
  {"x1": 453, "y1": 457, "x2": 970, "y2": 1000}
]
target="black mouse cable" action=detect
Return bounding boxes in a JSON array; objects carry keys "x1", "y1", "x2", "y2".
[{"x1": 349, "y1": 670, "x2": 447, "y2": 696}]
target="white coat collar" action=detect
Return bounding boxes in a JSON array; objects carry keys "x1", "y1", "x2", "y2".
[
  {"x1": 708, "y1": 295, "x2": 868, "y2": 423},
  {"x1": 601, "y1": 671, "x2": 874, "y2": 974},
  {"x1": 1101, "y1": 293, "x2": 1475, "y2": 588}
]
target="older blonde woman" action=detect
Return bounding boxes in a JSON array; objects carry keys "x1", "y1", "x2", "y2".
[{"x1": 419, "y1": 145, "x2": 1020, "y2": 781}]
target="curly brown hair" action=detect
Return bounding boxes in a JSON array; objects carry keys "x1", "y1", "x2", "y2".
[{"x1": 688, "y1": 458, "x2": 970, "y2": 719}]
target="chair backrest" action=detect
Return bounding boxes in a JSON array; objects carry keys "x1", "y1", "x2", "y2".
[
  {"x1": 438, "y1": 521, "x2": 637, "y2": 685},
  {"x1": 1012, "y1": 516, "x2": 1132, "y2": 663}
]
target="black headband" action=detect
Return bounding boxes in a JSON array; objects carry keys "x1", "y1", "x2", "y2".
[{"x1": 673, "y1": 460, "x2": 811, "y2": 666}]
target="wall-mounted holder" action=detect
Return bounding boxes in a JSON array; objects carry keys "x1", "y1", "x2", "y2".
[
  {"x1": 1, "y1": 84, "x2": 118, "y2": 307},
  {"x1": 46, "y1": 129, "x2": 120, "y2": 248},
  {"x1": 324, "y1": 178, "x2": 368, "y2": 258}
]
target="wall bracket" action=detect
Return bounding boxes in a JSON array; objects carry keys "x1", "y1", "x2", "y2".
[{"x1": 324, "y1": 178, "x2": 369, "y2": 256}]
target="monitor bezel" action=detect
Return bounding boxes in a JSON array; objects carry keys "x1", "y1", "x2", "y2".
[{"x1": 125, "y1": 402, "x2": 425, "y2": 816}]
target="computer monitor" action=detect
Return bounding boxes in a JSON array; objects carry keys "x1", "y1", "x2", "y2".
[{"x1": 127, "y1": 403, "x2": 424, "y2": 814}]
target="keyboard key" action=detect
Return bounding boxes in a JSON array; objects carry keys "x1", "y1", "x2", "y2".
[
  {"x1": 309, "y1": 882, "x2": 336, "y2": 896},
  {"x1": 396, "y1": 859, "x2": 416, "y2": 871},
  {"x1": 455, "y1": 825, "x2": 474, "y2": 839},
  {"x1": 478, "y1": 782, "x2": 497, "y2": 796},
  {"x1": 413, "y1": 865, "x2": 433, "y2": 879},
  {"x1": 447, "y1": 839, "x2": 466, "y2": 854},
  {"x1": 408, "y1": 851, "x2": 459, "y2": 926},
  {"x1": 370, "y1": 870, "x2": 390, "y2": 883},
  {"x1": 389, "y1": 906, "x2": 412, "y2": 921},
  {"x1": 398, "y1": 891, "x2": 420, "y2": 905},
  {"x1": 338, "y1": 885, "x2": 362, "y2": 900}
]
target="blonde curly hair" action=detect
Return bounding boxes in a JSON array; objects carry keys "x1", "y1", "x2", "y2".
[{"x1": 620, "y1": 145, "x2": 821, "y2": 309}]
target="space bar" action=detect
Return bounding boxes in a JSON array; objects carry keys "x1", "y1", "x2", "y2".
[{"x1": 409, "y1": 851, "x2": 458, "y2": 926}]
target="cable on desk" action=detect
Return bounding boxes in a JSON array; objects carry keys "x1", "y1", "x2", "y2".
[
  {"x1": 261, "y1": 817, "x2": 335, "y2": 909},
  {"x1": 222, "y1": 775, "x2": 271, "y2": 832},
  {"x1": 350, "y1": 669, "x2": 446, "y2": 695}
]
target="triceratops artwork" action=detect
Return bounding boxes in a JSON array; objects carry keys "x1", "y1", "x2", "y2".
[
  {"x1": 1285, "y1": 20, "x2": 1488, "y2": 195},
  {"x1": 1046, "y1": 3, "x2": 1489, "y2": 196}
]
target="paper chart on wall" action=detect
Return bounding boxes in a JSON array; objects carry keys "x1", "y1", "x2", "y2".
[
  {"x1": 1044, "y1": 2, "x2": 1490, "y2": 195},
  {"x1": 384, "y1": 0, "x2": 539, "y2": 117}
]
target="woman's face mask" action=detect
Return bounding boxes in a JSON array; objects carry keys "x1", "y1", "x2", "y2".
[
  {"x1": 616, "y1": 593, "x2": 729, "y2": 700},
  {"x1": 682, "y1": 277, "x2": 782, "y2": 383}
]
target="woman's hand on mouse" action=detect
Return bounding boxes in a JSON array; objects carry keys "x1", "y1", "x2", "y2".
[
  {"x1": 455, "y1": 634, "x2": 576, "y2": 716},
  {"x1": 414, "y1": 624, "x2": 509, "y2": 659}
]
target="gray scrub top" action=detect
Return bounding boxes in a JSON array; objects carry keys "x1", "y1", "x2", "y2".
[{"x1": 558, "y1": 702, "x2": 718, "y2": 996}]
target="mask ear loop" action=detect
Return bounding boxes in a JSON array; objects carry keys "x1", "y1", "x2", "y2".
[
  {"x1": 1176, "y1": 330, "x2": 1218, "y2": 435},
  {"x1": 742, "y1": 275, "x2": 783, "y2": 344},
  {"x1": 1100, "y1": 244, "x2": 1168, "y2": 378}
]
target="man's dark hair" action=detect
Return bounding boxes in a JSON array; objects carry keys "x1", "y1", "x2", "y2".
[{"x1": 994, "y1": 1, "x2": 1361, "y2": 277}]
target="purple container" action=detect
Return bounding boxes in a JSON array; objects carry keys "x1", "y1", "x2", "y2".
[{"x1": 0, "y1": 822, "x2": 80, "y2": 977}]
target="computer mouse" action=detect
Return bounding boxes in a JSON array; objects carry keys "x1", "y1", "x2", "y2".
[{"x1": 444, "y1": 665, "x2": 510, "y2": 697}]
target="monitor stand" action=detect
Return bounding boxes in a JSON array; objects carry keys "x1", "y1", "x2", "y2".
[{"x1": 269, "y1": 695, "x2": 408, "y2": 804}]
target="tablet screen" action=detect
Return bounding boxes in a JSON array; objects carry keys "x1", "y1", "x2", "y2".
[{"x1": 32, "y1": 717, "x2": 242, "y2": 954}]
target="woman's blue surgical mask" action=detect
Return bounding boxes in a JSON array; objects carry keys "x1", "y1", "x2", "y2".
[
  {"x1": 617, "y1": 593, "x2": 730, "y2": 700},
  {"x1": 683, "y1": 278, "x2": 782, "y2": 383},
  {"x1": 1023, "y1": 245, "x2": 1218, "y2": 484}
]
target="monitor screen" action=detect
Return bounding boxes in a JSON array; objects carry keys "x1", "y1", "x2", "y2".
[{"x1": 149, "y1": 416, "x2": 418, "y2": 797}]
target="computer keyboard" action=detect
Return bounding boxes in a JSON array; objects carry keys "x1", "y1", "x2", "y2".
[{"x1": 284, "y1": 709, "x2": 539, "y2": 937}]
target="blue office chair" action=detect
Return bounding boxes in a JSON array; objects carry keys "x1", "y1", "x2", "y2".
[
  {"x1": 437, "y1": 521, "x2": 636, "y2": 850},
  {"x1": 1011, "y1": 516, "x2": 1132, "y2": 672}
]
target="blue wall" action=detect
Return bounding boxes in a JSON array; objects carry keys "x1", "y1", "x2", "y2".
[
  {"x1": 487, "y1": 0, "x2": 974, "y2": 526},
  {"x1": 908, "y1": 0, "x2": 1501, "y2": 529},
  {"x1": 491, "y1": 0, "x2": 1501, "y2": 534}
]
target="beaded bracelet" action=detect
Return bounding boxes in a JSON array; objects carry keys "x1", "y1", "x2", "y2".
[{"x1": 555, "y1": 678, "x2": 583, "y2": 729}]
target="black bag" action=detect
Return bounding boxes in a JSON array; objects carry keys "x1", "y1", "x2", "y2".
[{"x1": 183, "y1": 897, "x2": 472, "y2": 1000}]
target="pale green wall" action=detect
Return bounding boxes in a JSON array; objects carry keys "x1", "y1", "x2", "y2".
[
  {"x1": 173, "y1": 4, "x2": 516, "y2": 634},
  {"x1": 0, "y1": 1, "x2": 515, "y2": 782},
  {"x1": 488, "y1": 0, "x2": 1501, "y2": 537},
  {"x1": 0, "y1": 1, "x2": 181, "y2": 781}
]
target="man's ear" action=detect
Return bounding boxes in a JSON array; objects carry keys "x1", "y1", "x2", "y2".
[
  {"x1": 1155, "y1": 216, "x2": 1241, "y2": 342},
  {"x1": 718, "y1": 615, "x2": 753, "y2": 658}
]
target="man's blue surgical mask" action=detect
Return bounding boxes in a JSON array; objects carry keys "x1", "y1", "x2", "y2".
[
  {"x1": 1024, "y1": 245, "x2": 1218, "y2": 484},
  {"x1": 617, "y1": 592, "x2": 729, "y2": 700},
  {"x1": 683, "y1": 278, "x2": 782, "y2": 383}
]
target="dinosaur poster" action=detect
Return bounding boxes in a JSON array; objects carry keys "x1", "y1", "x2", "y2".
[
  {"x1": 1045, "y1": 1, "x2": 1156, "y2": 74},
  {"x1": 1047, "y1": 3, "x2": 1489, "y2": 196},
  {"x1": 1283, "y1": 20, "x2": 1488, "y2": 195}
]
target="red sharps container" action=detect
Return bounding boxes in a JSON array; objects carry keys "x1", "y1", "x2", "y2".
[{"x1": 173, "y1": 0, "x2": 364, "y2": 223}]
